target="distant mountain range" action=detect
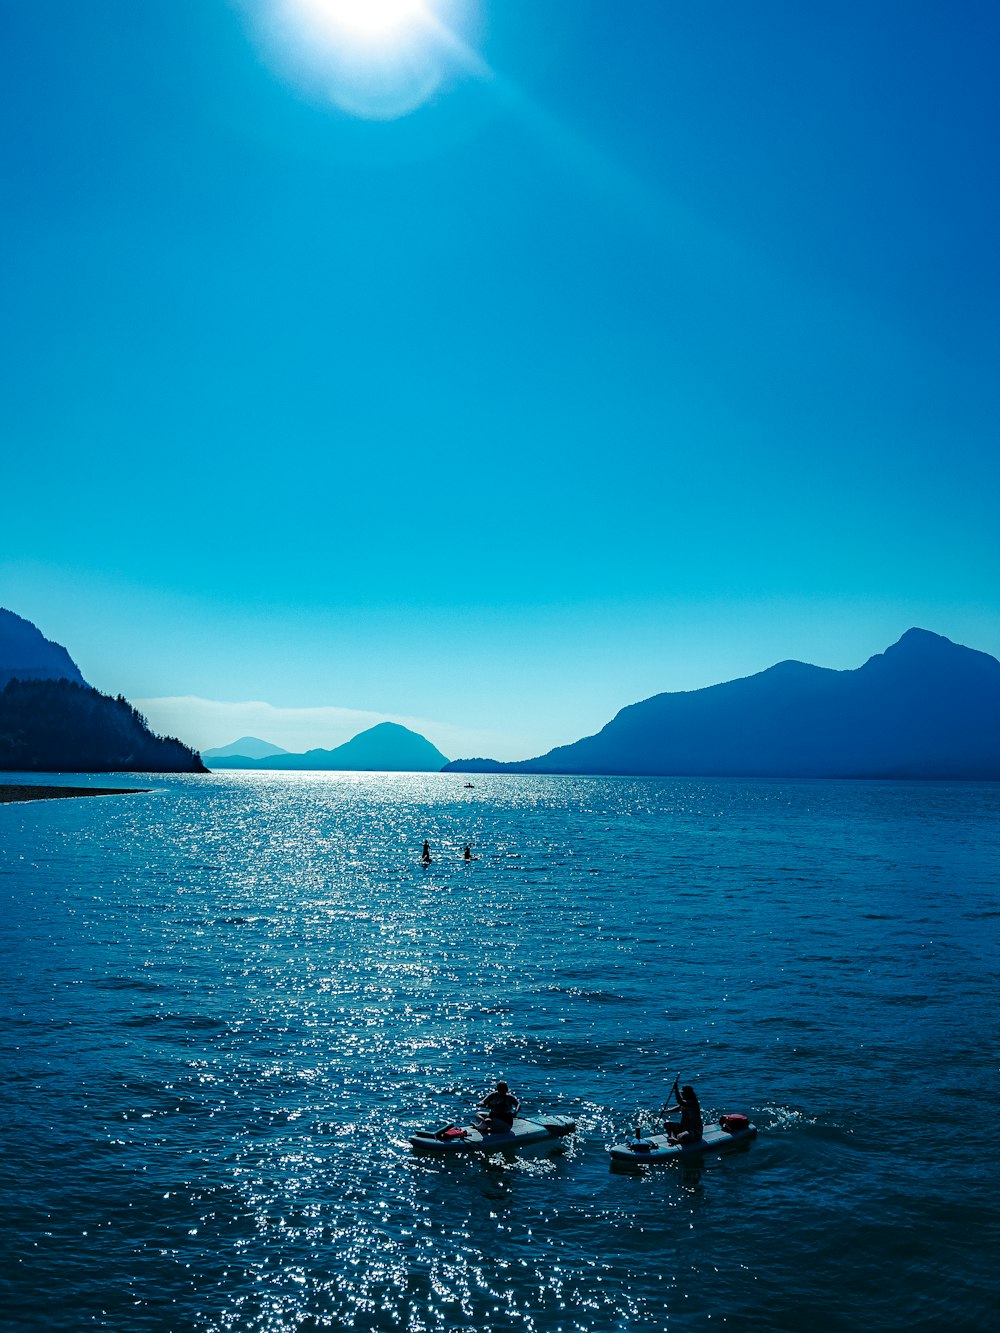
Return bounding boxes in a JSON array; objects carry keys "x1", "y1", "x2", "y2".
[
  {"x1": 203, "y1": 736, "x2": 290, "y2": 760},
  {"x1": 206, "y1": 722, "x2": 448, "y2": 772},
  {"x1": 5, "y1": 609, "x2": 996, "y2": 781},
  {"x1": 443, "y1": 629, "x2": 1000, "y2": 780},
  {"x1": 0, "y1": 608, "x2": 206, "y2": 774}
]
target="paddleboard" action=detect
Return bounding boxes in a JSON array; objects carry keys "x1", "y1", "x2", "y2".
[
  {"x1": 410, "y1": 1114, "x2": 576, "y2": 1154},
  {"x1": 608, "y1": 1119, "x2": 757, "y2": 1164}
]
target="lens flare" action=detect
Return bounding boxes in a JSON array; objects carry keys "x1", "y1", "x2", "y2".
[
  {"x1": 255, "y1": 0, "x2": 466, "y2": 120},
  {"x1": 307, "y1": 0, "x2": 428, "y2": 39}
]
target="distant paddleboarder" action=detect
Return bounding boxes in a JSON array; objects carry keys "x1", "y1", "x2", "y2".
[
  {"x1": 463, "y1": 844, "x2": 477, "y2": 862},
  {"x1": 421, "y1": 840, "x2": 432, "y2": 865}
]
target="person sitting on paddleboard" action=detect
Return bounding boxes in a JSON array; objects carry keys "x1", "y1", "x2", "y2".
[
  {"x1": 662, "y1": 1081, "x2": 703, "y2": 1145},
  {"x1": 476, "y1": 1080, "x2": 520, "y2": 1135}
]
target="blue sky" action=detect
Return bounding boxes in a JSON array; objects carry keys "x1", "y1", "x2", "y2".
[{"x1": 2, "y1": 1, "x2": 998, "y2": 760}]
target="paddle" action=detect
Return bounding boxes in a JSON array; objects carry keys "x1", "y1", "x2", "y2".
[
  {"x1": 638, "y1": 1071, "x2": 681, "y2": 1139},
  {"x1": 516, "y1": 1113, "x2": 558, "y2": 1133},
  {"x1": 471, "y1": 1093, "x2": 546, "y2": 1135}
]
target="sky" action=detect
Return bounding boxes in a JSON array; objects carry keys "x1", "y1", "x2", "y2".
[{"x1": 2, "y1": 0, "x2": 998, "y2": 761}]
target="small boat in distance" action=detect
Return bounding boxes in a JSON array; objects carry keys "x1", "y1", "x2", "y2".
[{"x1": 411, "y1": 1114, "x2": 575, "y2": 1154}]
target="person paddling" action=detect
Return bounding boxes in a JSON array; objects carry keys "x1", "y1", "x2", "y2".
[
  {"x1": 421, "y1": 840, "x2": 432, "y2": 865},
  {"x1": 476, "y1": 1080, "x2": 520, "y2": 1135},
  {"x1": 662, "y1": 1080, "x2": 703, "y2": 1145}
]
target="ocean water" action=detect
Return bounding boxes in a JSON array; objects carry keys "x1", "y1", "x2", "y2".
[{"x1": 1, "y1": 772, "x2": 998, "y2": 1333}]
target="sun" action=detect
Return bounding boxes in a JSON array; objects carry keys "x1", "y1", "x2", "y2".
[
  {"x1": 302, "y1": 0, "x2": 428, "y2": 40},
  {"x1": 261, "y1": 0, "x2": 462, "y2": 120}
]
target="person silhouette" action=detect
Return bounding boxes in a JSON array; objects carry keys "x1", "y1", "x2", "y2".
[
  {"x1": 463, "y1": 844, "x2": 475, "y2": 862},
  {"x1": 662, "y1": 1081, "x2": 703, "y2": 1145},
  {"x1": 421, "y1": 840, "x2": 432, "y2": 865},
  {"x1": 476, "y1": 1080, "x2": 520, "y2": 1135}
]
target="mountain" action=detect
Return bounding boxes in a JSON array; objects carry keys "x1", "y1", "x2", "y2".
[
  {"x1": 202, "y1": 736, "x2": 289, "y2": 760},
  {"x1": 0, "y1": 607, "x2": 87, "y2": 690},
  {"x1": 0, "y1": 678, "x2": 207, "y2": 773},
  {"x1": 207, "y1": 721, "x2": 448, "y2": 771},
  {"x1": 443, "y1": 629, "x2": 1000, "y2": 780},
  {"x1": 0, "y1": 609, "x2": 205, "y2": 773}
]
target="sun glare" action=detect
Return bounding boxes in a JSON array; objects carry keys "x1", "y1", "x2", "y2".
[
  {"x1": 304, "y1": 0, "x2": 428, "y2": 40},
  {"x1": 259, "y1": 0, "x2": 473, "y2": 120}
]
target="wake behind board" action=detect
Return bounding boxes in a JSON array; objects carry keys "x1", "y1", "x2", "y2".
[
  {"x1": 410, "y1": 1114, "x2": 575, "y2": 1154},
  {"x1": 608, "y1": 1119, "x2": 757, "y2": 1165}
]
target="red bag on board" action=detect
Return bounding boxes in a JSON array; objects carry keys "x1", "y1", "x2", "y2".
[{"x1": 719, "y1": 1114, "x2": 750, "y2": 1132}]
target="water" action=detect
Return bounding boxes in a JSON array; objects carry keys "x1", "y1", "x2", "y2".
[{"x1": 1, "y1": 772, "x2": 998, "y2": 1332}]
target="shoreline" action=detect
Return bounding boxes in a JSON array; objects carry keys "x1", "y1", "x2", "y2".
[{"x1": 0, "y1": 784, "x2": 151, "y2": 804}]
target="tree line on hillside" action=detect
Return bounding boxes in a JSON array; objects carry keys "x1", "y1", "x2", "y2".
[{"x1": 0, "y1": 678, "x2": 206, "y2": 773}]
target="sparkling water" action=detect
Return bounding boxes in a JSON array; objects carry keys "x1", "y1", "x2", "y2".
[{"x1": 2, "y1": 772, "x2": 998, "y2": 1331}]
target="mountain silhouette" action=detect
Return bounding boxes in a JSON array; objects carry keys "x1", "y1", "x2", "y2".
[
  {"x1": 0, "y1": 609, "x2": 205, "y2": 773},
  {"x1": 207, "y1": 722, "x2": 448, "y2": 772},
  {"x1": 203, "y1": 736, "x2": 290, "y2": 760},
  {"x1": 443, "y1": 630, "x2": 1000, "y2": 780},
  {"x1": 0, "y1": 679, "x2": 207, "y2": 773},
  {"x1": 0, "y1": 607, "x2": 87, "y2": 690}
]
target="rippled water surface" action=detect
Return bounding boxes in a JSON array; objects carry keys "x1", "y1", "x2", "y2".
[{"x1": 1, "y1": 772, "x2": 998, "y2": 1332}]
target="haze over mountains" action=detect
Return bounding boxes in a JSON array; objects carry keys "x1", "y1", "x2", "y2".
[
  {"x1": 206, "y1": 722, "x2": 449, "y2": 772},
  {"x1": 203, "y1": 736, "x2": 290, "y2": 760},
  {"x1": 443, "y1": 630, "x2": 1000, "y2": 780}
]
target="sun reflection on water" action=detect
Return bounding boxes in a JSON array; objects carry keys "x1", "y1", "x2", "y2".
[{"x1": 5, "y1": 772, "x2": 999, "y2": 1328}]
